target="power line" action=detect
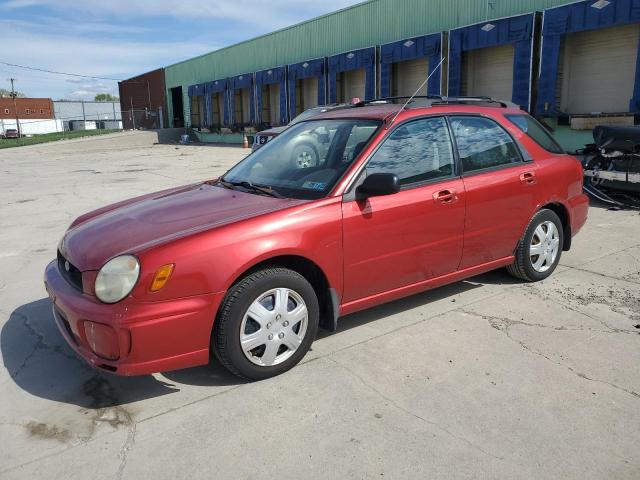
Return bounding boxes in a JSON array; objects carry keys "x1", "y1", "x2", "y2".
[{"x1": 0, "y1": 61, "x2": 122, "y2": 81}]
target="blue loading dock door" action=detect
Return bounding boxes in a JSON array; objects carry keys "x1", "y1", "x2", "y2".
[
  {"x1": 187, "y1": 83, "x2": 205, "y2": 127},
  {"x1": 204, "y1": 79, "x2": 229, "y2": 127},
  {"x1": 380, "y1": 33, "x2": 442, "y2": 97},
  {"x1": 448, "y1": 13, "x2": 535, "y2": 110},
  {"x1": 255, "y1": 66, "x2": 288, "y2": 127},
  {"x1": 536, "y1": 0, "x2": 640, "y2": 115},
  {"x1": 229, "y1": 73, "x2": 256, "y2": 127},
  {"x1": 328, "y1": 47, "x2": 376, "y2": 103},
  {"x1": 288, "y1": 58, "x2": 326, "y2": 119}
]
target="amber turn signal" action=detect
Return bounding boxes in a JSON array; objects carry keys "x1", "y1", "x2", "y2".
[{"x1": 150, "y1": 264, "x2": 174, "y2": 292}]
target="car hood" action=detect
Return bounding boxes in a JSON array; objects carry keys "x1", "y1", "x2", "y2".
[{"x1": 61, "y1": 182, "x2": 304, "y2": 271}]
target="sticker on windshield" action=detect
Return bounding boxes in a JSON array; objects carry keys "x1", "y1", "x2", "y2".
[{"x1": 302, "y1": 181, "x2": 327, "y2": 191}]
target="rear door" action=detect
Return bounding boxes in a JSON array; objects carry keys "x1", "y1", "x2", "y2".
[
  {"x1": 342, "y1": 116, "x2": 465, "y2": 303},
  {"x1": 449, "y1": 115, "x2": 538, "y2": 269}
]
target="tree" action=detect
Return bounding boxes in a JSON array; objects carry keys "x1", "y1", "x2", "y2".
[
  {"x1": 94, "y1": 93, "x2": 118, "y2": 102},
  {"x1": 0, "y1": 88, "x2": 25, "y2": 98}
]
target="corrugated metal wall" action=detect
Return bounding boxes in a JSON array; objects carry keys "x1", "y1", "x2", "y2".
[
  {"x1": 165, "y1": 0, "x2": 573, "y2": 126},
  {"x1": 53, "y1": 101, "x2": 122, "y2": 122}
]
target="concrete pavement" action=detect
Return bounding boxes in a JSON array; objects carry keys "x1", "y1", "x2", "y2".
[{"x1": 1, "y1": 131, "x2": 638, "y2": 479}]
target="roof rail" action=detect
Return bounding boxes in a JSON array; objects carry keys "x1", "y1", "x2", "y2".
[
  {"x1": 357, "y1": 95, "x2": 520, "y2": 109},
  {"x1": 357, "y1": 96, "x2": 443, "y2": 106},
  {"x1": 427, "y1": 96, "x2": 519, "y2": 109}
]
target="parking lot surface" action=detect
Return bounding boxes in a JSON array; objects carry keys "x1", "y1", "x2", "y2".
[{"x1": 1, "y1": 132, "x2": 639, "y2": 479}]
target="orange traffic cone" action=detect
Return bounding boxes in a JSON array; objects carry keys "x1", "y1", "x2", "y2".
[{"x1": 243, "y1": 134, "x2": 249, "y2": 149}]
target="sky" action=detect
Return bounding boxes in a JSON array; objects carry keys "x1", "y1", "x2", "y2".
[{"x1": 0, "y1": 0, "x2": 363, "y2": 100}]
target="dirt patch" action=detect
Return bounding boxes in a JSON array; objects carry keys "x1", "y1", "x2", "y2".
[
  {"x1": 26, "y1": 421, "x2": 72, "y2": 443},
  {"x1": 83, "y1": 376, "x2": 134, "y2": 430},
  {"x1": 554, "y1": 285, "x2": 640, "y2": 323}
]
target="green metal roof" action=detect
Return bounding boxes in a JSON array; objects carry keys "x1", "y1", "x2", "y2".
[
  {"x1": 164, "y1": 0, "x2": 573, "y2": 89},
  {"x1": 163, "y1": 0, "x2": 576, "y2": 127}
]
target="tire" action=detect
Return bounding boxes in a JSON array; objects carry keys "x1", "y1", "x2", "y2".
[
  {"x1": 290, "y1": 143, "x2": 318, "y2": 169},
  {"x1": 213, "y1": 267, "x2": 319, "y2": 380},
  {"x1": 507, "y1": 209, "x2": 564, "y2": 282}
]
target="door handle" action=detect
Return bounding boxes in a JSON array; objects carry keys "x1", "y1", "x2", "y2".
[
  {"x1": 520, "y1": 171, "x2": 537, "y2": 185},
  {"x1": 433, "y1": 189, "x2": 458, "y2": 204}
]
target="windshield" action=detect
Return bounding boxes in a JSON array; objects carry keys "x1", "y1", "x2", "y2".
[{"x1": 223, "y1": 119, "x2": 380, "y2": 199}]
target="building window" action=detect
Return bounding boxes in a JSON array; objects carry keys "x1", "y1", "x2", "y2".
[
  {"x1": 3, "y1": 108, "x2": 8, "y2": 114},
  {"x1": 40, "y1": 109, "x2": 44, "y2": 114},
  {"x1": 25, "y1": 109, "x2": 30, "y2": 115}
]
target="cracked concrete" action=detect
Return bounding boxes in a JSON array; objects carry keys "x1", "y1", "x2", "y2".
[{"x1": 1, "y1": 131, "x2": 639, "y2": 479}]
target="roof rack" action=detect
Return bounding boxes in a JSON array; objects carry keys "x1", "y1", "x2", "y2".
[
  {"x1": 429, "y1": 96, "x2": 520, "y2": 109},
  {"x1": 356, "y1": 95, "x2": 519, "y2": 109}
]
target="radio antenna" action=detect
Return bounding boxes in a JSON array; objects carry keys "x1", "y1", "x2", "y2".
[{"x1": 388, "y1": 56, "x2": 446, "y2": 126}]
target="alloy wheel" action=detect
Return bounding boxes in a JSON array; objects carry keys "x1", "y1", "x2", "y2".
[
  {"x1": 529, "y1": 220, "x2": 560, "y2": 273},
  {"x1": 239, "y1": 288, "x2": 308, "y2": 366}
]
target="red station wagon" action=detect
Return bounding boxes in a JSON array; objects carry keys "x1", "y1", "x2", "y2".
[{"x1": 44, "y1": 98, "x2": 589, "y2": 380}]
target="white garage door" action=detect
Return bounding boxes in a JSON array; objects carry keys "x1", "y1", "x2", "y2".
[
  {"x1": 560, "y1": 23, "x2": 639, "y2": 114},
  {"x1": 241, "y1": 88, "x2": 251, "y2": 124},
  {"x1": 462, "y1": 44, "x2": 515, "y2": 101},
  {"x1": 212, "y1": 92, "x2": 224, "y2": 125},
  {"x1": 392, "y1": 57, "x2": 429, "y2": 97},
  {"x1": 269, "y1": 84, "x2": 280, "y2": 126},
  {"x1": 340, "y1": 69, "x2": 366, "y2": 102},
  {"x1": 300, "y1": 77, "x2": 319, "y2": 113}
]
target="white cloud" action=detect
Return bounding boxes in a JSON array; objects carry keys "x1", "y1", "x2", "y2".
[
  {"x1": 0, "y1": 21, "x2": 215, "y2": 99},
  {"x1": 4, "y1": 0, "x2": 363, "y2": 30},
  {"x1": 0, "y1": 0, "x2": 364, "y2": 99}
]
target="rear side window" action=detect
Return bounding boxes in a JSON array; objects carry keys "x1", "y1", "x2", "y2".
[
  {"x1": 505, "y1": 114, "x2": 564, "y2": 154},
  {"x1": 450, "y1": 116, "x2": 522, "y2": 173},
  {"x1": 365, "y1": 117, "x2": 454, "y2": 186}
]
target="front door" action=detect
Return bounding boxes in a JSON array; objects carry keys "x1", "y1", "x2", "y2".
[{"x1": 342, "y1": 116, "x2": 466, "y2": 303}]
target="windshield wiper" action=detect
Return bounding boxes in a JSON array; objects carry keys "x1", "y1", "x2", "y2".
[{"x1": 218, "y1": 179, "x2": 284, "y2": 199}]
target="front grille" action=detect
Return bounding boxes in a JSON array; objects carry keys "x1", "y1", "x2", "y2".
[{"x1": 57, "y1": 250, "x2": 83, "y2": 291}]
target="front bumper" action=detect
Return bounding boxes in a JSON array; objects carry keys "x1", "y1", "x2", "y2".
[{"x1": 44, "y1": 260, "x2": 225, "y2": 376}]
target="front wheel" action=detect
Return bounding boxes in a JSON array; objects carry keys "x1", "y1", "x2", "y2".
[
  {"x1": 507, "y1": 209, "x2": 563, "y2": 282},
  {"x1": 213, "y1": 267, "x2": 319, "y2": 380}
]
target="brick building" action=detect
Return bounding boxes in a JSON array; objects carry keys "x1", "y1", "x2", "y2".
[
  {"x1": 118, "y1": 68, "x2": 167, "y2": 129},
  {"x1": 0, "y1": 98, "x2": 54, "y2": 119}
]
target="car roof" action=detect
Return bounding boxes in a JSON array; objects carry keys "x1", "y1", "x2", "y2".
[{"x1": 311, "y1": 98, "x2": 525, "y2": 122}]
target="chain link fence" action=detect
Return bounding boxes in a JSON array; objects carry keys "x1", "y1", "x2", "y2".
[{"x1": 122, "y1": 107, "x2": 165, "y2": 130}]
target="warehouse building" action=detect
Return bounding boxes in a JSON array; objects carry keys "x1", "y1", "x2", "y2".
[
  {"x1": 0, "y1": 98, "x2": 62, "y2": 135},
  {"x1": 118, "y1": 68, "x2": 166, "y2": 129},
  {"x1": 120, "y1": 0, "x2": 640, "y2": 150}
]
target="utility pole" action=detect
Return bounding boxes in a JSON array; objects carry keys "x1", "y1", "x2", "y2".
[{"x1": 9, "y1": 78, "x2": 20, "y2": 137}]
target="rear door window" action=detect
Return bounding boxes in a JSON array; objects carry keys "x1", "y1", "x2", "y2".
[
  {"x1": 505, "y1": 114, "x2": 565, "y2": 154},
  {"x1": 449, "y1": 116, "x2": 522, "y2": 173}
]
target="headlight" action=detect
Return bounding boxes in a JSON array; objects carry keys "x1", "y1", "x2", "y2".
[{"x1": 95, "y1": 255, "x2": 140, "y2": 304}]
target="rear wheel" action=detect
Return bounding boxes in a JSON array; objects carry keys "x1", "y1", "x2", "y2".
[
  {"x1": 507, "y1": 209, "x2": 563, "y2": 282},
  {"x1": 213, "y1": 267, "x2": 319, "y2": 380}
]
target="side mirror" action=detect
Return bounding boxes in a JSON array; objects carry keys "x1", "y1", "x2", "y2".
[{"x1": 356, "y1": 173, "x2": 400, "y2": 198}]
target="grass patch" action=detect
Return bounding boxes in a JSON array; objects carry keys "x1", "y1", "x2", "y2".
[{"x1": 0, "y1": 129, "x2": 122, "y2": 149}]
